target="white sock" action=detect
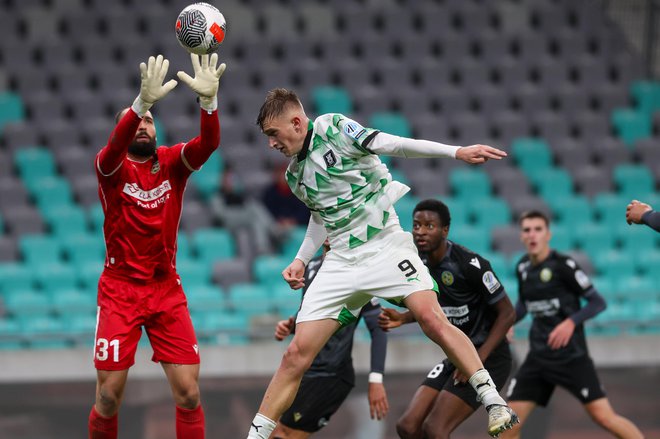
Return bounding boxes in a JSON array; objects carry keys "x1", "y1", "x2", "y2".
[
  {"x1": 247, "y1": 413, "x2": 276, "y2": 439},
  {"x1": 469, "y1": 368, "x2": 506, "y2": 407}
]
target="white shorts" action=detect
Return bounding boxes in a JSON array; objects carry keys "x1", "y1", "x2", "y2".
[{"x1": 297, "y1": 229, "x2": 437, "y2": 325}]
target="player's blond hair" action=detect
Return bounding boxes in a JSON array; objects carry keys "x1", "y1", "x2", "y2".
[{"x1": 256, "y1": 88, "x2": 303, "y2": 129}]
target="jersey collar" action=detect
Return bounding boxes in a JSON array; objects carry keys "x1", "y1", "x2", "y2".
[{"x1": 296, "y1": 120, "x2": 314, "y2": 162}]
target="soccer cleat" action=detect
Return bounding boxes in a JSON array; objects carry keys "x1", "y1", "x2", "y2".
[{"x1": 486, "y1": 404, "x2": 519, "y2": 437}]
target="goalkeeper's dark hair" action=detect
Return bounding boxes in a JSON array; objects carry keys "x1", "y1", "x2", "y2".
[
  {"x1": 414, "y1": 199, "x2": 451, "y2": 228},
  {"x1": 519, "y1": 209, "x2": 550, "y2": 227},
  {"x1": 256, "y1": 88, "x2": 303, "y2": 129}
]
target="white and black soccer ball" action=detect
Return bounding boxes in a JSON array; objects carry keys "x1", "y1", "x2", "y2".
[{"x1": 175, "y1": 2, "x2": 226, "y2": 55}]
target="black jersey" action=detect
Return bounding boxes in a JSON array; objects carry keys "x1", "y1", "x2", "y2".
[
  {"x1": 299, "y1": 256, "x2": 385, "y2": 385},
  {"x1": 422, "y1": 241, "x2": 508, "y2": 346},
  {"x1": 516, "y1": 250, "x2": 596, "y2": 364}
]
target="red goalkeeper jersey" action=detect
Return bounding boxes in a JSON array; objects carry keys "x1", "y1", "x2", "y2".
[{"x1": 96, "y1": 108, "x2": 219, "y2": 282}]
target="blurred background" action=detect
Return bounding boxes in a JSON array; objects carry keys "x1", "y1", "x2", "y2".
[{"x1": 0, "y1": 0, "x2": 659, "y2": 437}]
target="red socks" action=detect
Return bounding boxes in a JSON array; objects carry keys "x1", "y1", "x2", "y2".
[
  {"x1": 176, "y1": 405, "x2": 205, "y2": 439},
  {"x1": 88, "y1": 405, "x2": 118, "y2": 439}
]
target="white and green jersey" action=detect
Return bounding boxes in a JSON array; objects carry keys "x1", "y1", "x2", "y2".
[{"x1": 286, "y1": 114, "x2": 410, "y2": 251}]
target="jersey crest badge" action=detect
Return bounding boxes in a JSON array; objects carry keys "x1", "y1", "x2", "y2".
[
  {"x1": 540, "y1": 267, "x2": 553, "y2": 282},
  {"x1": 293, "y1": 412, "x2": 302, "y2": 422},
  {"x1": 441, "y1": 271, "x2": 454, "y2": 286},
  {"x1": 323, "y1": 149, "x2": 337, "y2": 168},
  {"x1": 151, "y1": 160, "x2": 160, "y2": 174}
]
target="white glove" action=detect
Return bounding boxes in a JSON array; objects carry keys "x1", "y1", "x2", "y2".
[
  {"x1": 132, "y1": 54, "x2": 178, "y2": 116},
  {"x1": 177, "y1": 52, "x2": 226, "y2": 112}
]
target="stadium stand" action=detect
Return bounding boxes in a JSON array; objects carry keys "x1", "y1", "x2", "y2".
[{"x1": 0, "y1": 0, "x2": 658, "y2": 354}]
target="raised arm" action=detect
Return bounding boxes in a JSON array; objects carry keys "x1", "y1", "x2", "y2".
[
  {"x1": 366, "y1": 132, "x2": 507, "y2": 164},
  {"x1": 98, "y1": 55, "x2": 177, "y2": 175},
  {"x1": 176, "y1": 53, "x2": 226, "y2": 170}
]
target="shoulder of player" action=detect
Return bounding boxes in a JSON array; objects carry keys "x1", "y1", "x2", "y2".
[
  {"x1": 515, "y1": 254, "x2": 531, "y2": 274},
  {"x1": 450, "y1": 242, "x2": 489, "y2": 268},
  {"x1": 550, "y1": 250, "x2": 579, "y2": 271}
]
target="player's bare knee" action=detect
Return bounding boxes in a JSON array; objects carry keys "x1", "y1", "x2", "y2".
[
  {"x1": 416, "y1": 309, "x2": 449, "y2": 338},
  {"x1": 174, "y1": 384, "x2": 200, "y2": 409},
  {"x1": 396, "y1": 417, "x2": 421, "y2": 439},
  {"x1": 281, "y1": 342, "x2": 313, "y2": 375},
  {"x1": 97, "y1": 387, "x2": 121, "y2": 414}
]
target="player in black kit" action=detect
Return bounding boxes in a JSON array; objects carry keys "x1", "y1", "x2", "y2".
[
  {"x1": 272, "y1": 241, "x2": 389, "y2": 438},
  {"x1": 379, "y1": 199, "x2": 516, "y2": 439},
  {"x1": 501, "y1": 210, "x2": 643, "y2": 439}
]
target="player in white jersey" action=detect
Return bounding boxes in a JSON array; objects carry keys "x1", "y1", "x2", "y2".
[{"x1": 246, "y1": 88, "x2": 518, "y2": 439}]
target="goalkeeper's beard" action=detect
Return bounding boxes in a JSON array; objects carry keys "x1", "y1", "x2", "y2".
[{"x1": 128, "y1": 138, "x2": 157, "y2": 158}]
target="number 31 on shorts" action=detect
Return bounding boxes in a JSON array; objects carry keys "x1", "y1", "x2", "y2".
[{"x1": 96, "y1": 338, "x2": 120, "y2": 362}]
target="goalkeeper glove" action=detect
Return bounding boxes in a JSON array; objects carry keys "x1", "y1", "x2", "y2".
[
  {"x1": 177, "y1": 52, "x2": 226, "y2": 112},
  {"x1": 132, "y1": 54, "x2": 178, "y2": 116}
]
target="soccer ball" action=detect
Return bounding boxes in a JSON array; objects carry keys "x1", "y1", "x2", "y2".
[{"x1": 175, "y1": 3, "x2": 226, "y2": 55}]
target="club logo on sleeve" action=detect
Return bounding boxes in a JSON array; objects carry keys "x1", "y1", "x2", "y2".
[
  {"x1": 343, "y1": 120, "x2": 367, "y2": 142},
  {"x1": 575, "y1": 270, "x2": 592, "y2": 289},
  {"x1": 323, "y1": 150, "x2": 337, "y2": 167},
  {"x1": 482, "y1": 271, "x2": 501, "y2": 293}
]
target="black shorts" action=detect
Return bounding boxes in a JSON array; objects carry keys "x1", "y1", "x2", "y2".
[
  {"x1": 421, "y1": 342, "x2": 512, "y2": 410},
  {"x1": 506, "y1": 353, "x2": 606, "y2": 406},
  {"x1": 279, "y1": 375, "x2": 354, "y2": 432}
]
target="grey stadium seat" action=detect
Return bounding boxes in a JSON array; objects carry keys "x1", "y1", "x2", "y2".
[
  {"x1": 0, "y1": 177, "x2": 31, "y2": 213},
  {"x1": 0, "y1": 235, "x2": 19, "y2": 262},
  {"x1": 212, "y1": 258, "x2": 252, "y2": 290},
  {"x1": 2, "y1": 204, "x2": 46, "y2": 237},
  {"x1": 573, "y1": 165, "x2": 614, "y2": 198}
]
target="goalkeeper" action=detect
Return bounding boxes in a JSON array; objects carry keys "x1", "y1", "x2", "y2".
[{"x1": 88, "y1": 53, "x2": 224, "y2": 439}]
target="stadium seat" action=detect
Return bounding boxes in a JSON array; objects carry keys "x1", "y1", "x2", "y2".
[
  {"x1": 51, "y1": 288, "x2": 96, "y2": 317},
  {"x1": 611, "y1": 108, "x2": 651, "y2": 146},
  {"x1": 88, "y1": 203, "x2": 105, "y2": 233},
  {"x1": 0, "y1": 91, "x2": 25, "y2": 133},
  {"x1": 551, "y1": 195, "x2": 593, "y2": 229},
  {"x1": 592, "y1": 250, "x2": 636, "y2": 279},
  {"x1": 450, "y1": 224, "x2": 491, "y2": 255},
  {"x1": 25, "y1": 176, "x2": 76, "y2": 212},
  {"x1": 0, "y1": 263, "x2": 34, "y2": 293},
  {"x1": 593, "y1": 193, "x2": 629, "y2": 227},
  {"x1": 312, "y1": 86, "x2": 353, "y2": 115},
  {"x1": 0, "y1": 317, "x2": 23, "y2": 350},
  {"x1": 253, "y1": 255, "x2": 290, "y2": 285},
  {"x1": 615, "y1": 222, "x2": 659, "y2": 252},
  {"x1": 190, "y1": 151, "x2": 223, "y2": 200},
  {"x1": 186, "y1": 285, "x2": 226, "y2": 313},
  {"x1": 368, "y1": 112, "x2": 412, "y2": 137},
  {"x1": 196, "y1": 310, "x2": 250, "y2": 345},
  {"x1": 613, "y1": 164, "x2": 654, "y2": 199},
  {"x1": 61, "y1": 233, "x2": 104, "y2": 266},
  {"x1": 191, "y1": 228, "x2": 236, "y2": 264},
  {"x1": 547, "y1": 223, "x2": 574, "y2": 252},
  {"x1": 532, "y1": 168, "x2": 575, "y2": 201},
  {"x1": 34, "y1": 262, "x2": 78, "y2": 293},
  {"x1": 21, "y1": 315, "x2": 70, "y2": 349},
  {"x1": 630, "y1": 80, "x2": 660, "y2": 114},
  {"x1": 228, "y1": 283, "x2": 274, "y2": 315},
  {"x1": 449, "y1": 168, "x2": 492, "y2": 200},
  {"x1": 19, "y1": 234, "x2": 63, "y2": 266},
  {"x1": 470, "y1": 198, "x2": 512, "y2": 230},
  {"x1": 396, "y1": 194, "x2": 421, "y2": 232},
  {"x1": 511, "y1": 138, "x2": 553, "y2": 173},
  {"x1": 4, "y1": 290, "x2": 52, "y2": 319},
  {"x1": 280, "y1": 226, "x2": 308, "y2": 260},
  {"x1": 176, "y1": 258, "x2": 213, "y2": 288},
  {"x1": 43, "y1": 205, "x2": 89, "y2": 238}
]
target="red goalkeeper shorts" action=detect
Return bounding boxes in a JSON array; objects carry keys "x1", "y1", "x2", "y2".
[{"x1": 94, "y1": 274, "x2": 200, "y2": 370}]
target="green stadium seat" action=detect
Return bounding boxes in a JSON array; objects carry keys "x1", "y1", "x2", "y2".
[
  {"x1": 551, "y1": 195, "x2": 593, "y2": 229},
  {"x1": 449, "y1": 168, "x2": 492, "y2": 200},
  {"x1": 44, "y1": 205, "x2": 90, "y2": 238},
  {"x1": 615, "y1": 222, "x2": 659, "y2": 252},
  {"x1": 480, "y1": 252, "x2": 512, "y2": 279},
  {"x1": 0, "y1": 263, "x2": 34, "y2": 294},
  {"x1": 14, "y1": 147, "x2": 56, "y2": 181},
  {"x1": 191, "y1": 228, "x2": 236, "y2": 263},
  {"x1": 51, "y1": 288, "x2": 96, "y2": 317},
  {"x1": 253, "y1": 255, "x2": 290, "y2": 285},
  {"x1": 547, "y1": 223, "x2": 574, "y2": 252},
  {"x1": 0, "y1": 92, "x2": 25, "y2": 133},
  {"x1": 88, "y1": 204, "x2": 105, "y2": 233},
  {"x1": 441, "y1": 197, "x2": 469, "y2": 226},
  {"x1": 228, "y1": 283, "x2": 273, "y2": 315},
  {"x1": 21, "y1": 316, "x2": 71, "y2": 349},
  {"x1": 396, "y1": 194, "x2": 421, "y2": 232},
  {"x1": 389, "y1": 169, "x2": 409, "y2": 186},
  {"x1": 532, "y1": 169, "x2": 574, "y2": 201},
  {"x1": 575, "y1": 223, "x2": 616, "y2": 254},
  {"x1": 19, "y1": 234, "x2": 63, "y2": 266},
  {"x1": 592, "y1": 250, "x2": 636, "y2": 278},
  {"x1": 591, "y1": 275, "x2": 618, "y2": 301},
  {"x1": 77, "y1": 261, "x2": 104, "y2": 290},
  {"x1": 630, "y1": 80, "x2": 660, "y2": 114},
  {"x1": 0, "y1": 317, "x2": 23, "y2": 350},
  {"x1": 613, "y1": 164, "x2": 654, "y2": 199},
  {"x1": 593, "y1": 193, "x2": 628, "y2": 227},
  {"x1": 511, "y1": 138, "x2": 553, "y2": 172},
  {"x1": 34, "y1": 262, "x2": 78, "y2": 292},
  {"x1": 450, "y1": 224, "x2": 491, "y2": 255},
  {"x1": 66, "y1": 314, "x2": 98, "y2": 343},
  {"x1": 280, "y1": 226, "x2": 308, "y2": 259},
  {"x1": 616, "y1": 274, "x2": 656, "y2": 296},
  {"x1": 32, "y1": 177, "x2": 75, "y2": 211},
  {"x1": 197, "y1": 310, "x2": 250, "y2": 345},
  {"x1": 186, "y1": 285, "x2": 226, "y2": 312},
  {"x1": 177, "y1": 258, "x2": 212, "y2": 288},
  {"x1": 312, "y1": 86, "x2": 353, "y2": 115},
  {"x1": 4, "y1": 290, "x2": 52, "y2": 318},
  {"x1": 61, "y1": 233, "x2": 105, "y2": 266},
  {"x1": 470, "y1": 198, "x2": 511, "y2": 230},
  {"x1": 191, "y1": 151, "x2": 223, "y2": 200},
  {"x1": 369, "y1": 112, "x2": 412, "y2": 137},
  {"x1": 176, "y1": 233, "x2": 193, "y2": 262},
  {"x1": 499, "y1": 275, "x2": 518, "y2": 298},
  {"x1": 633, "y1": 248, "x2": 660, "y2": 276},
  {"x1": 611, "y1": 108, "x2": 651, "y2": 146},
  {"x1": 272, "y1": 284, "x2": 302, "y2": 317}
]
